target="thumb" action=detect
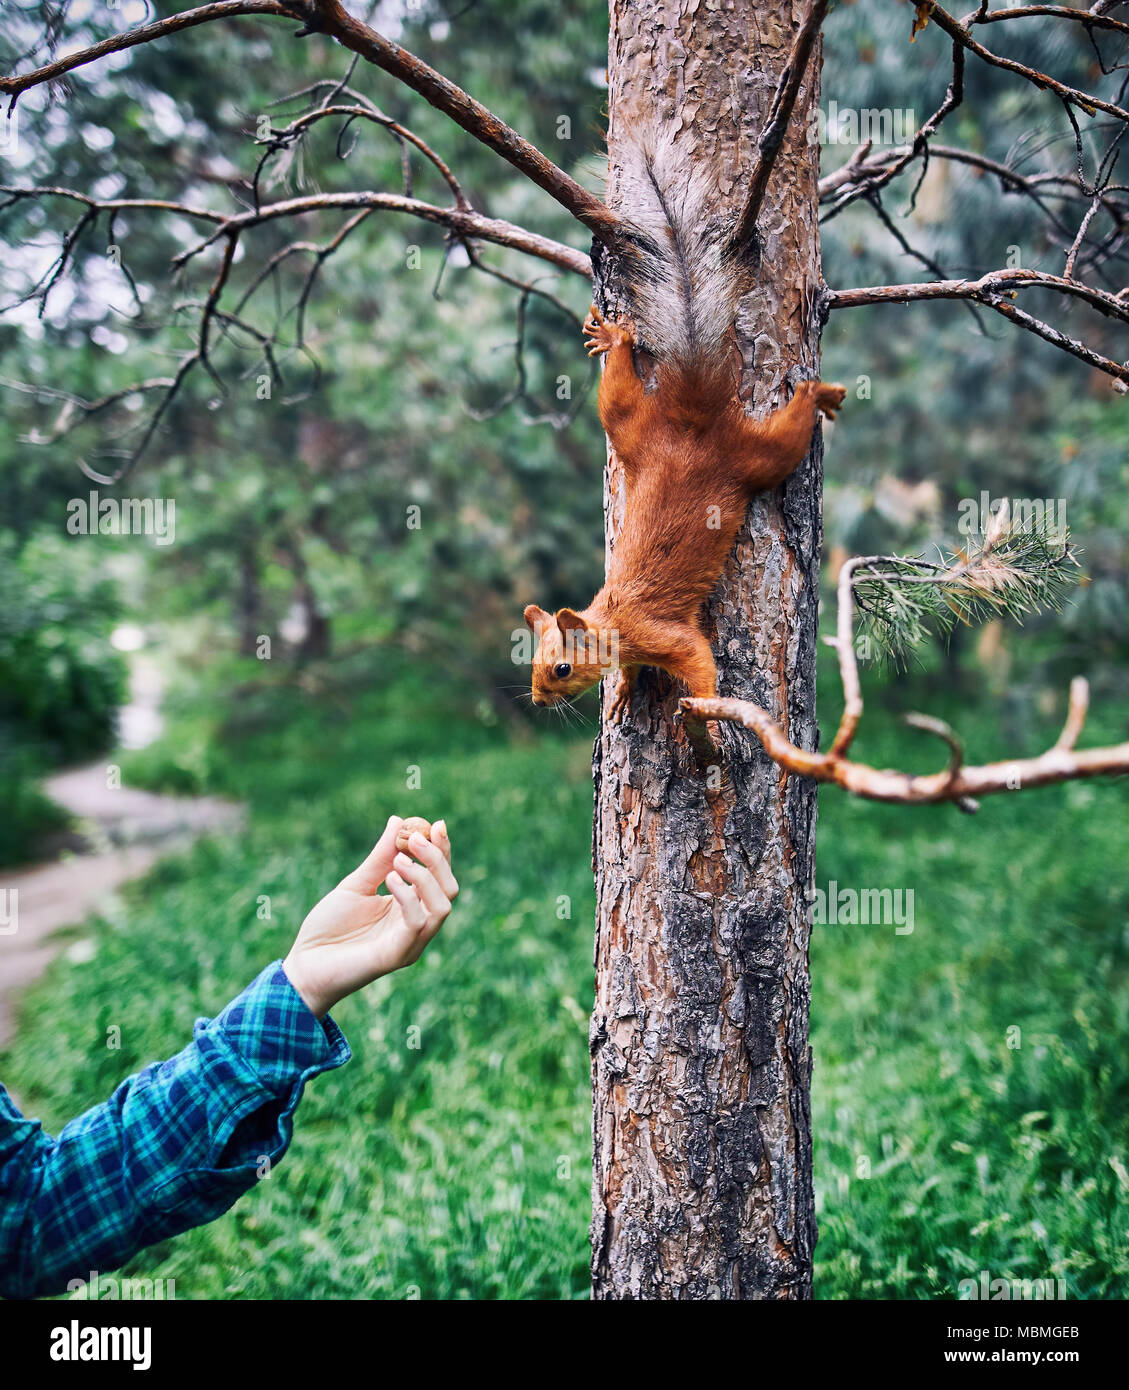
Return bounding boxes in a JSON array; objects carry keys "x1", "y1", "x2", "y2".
[{"x1": 340, "y1": 816, "x2": 402, "y2": 894}]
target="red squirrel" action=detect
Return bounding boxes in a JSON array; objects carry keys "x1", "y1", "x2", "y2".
[{"x1": 524, "y1": 129, "x2": 845, "y2": 723}]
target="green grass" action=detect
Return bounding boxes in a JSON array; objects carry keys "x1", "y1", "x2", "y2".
[
  {"x1": 808, "y1": 676, "x2": 1129, "y2": 1299},
  {"x1": 3, "y1": 655, "x2": 1128, "y2": 1299}
]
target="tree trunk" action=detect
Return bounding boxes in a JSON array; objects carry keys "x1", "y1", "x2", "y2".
[
  {"x1": 237, "y1": 542, "x2": 261, "y2": 659},
  {"x1": 282, "y1": 542, "x2": 332, "y2": 662},
  {"x1": 591, "y1": 0, "x2": 825, "y2": 1300}
]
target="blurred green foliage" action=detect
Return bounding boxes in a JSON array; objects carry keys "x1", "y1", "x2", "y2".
[
  {"x1": 0, "y1": 535, "x2": 126, "y2": 864},
  {"x1": 0, "y1": 534, "x2": 126, "y2": 763}
]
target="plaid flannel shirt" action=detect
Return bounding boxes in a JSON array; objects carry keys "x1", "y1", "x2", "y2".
[{"x1": 0, "y1": 960, "x2": 350, "y2": 1299}]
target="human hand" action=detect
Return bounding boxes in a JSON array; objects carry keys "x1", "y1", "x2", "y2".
[{"x1": 283, "y1": 816, "x2": 458, "y2": 1017}]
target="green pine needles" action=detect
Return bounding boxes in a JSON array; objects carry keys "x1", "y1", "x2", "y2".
[{"x1": 850, "y1": 503, "x2": 1081, "y2": 667}]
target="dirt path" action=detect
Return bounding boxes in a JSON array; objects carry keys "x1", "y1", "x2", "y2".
[{"x1": 0, "y1": 660, "x2": 242, "y2": 1047}]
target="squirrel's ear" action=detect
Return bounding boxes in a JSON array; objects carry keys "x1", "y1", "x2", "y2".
[
  {"x1": 556, "y1": 607, "x2": 587, "y2": 633},
  {"x1": 524, "y1": 604, "x2": 549, "y2": 633}
]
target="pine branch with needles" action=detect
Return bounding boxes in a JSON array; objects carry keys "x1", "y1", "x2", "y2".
[
  {"x1": 851, "y1": 503, "x2": 1080, "y2": 668},
  {"x1": 682, "y1": 509, "x2": 1129, "y2": 809}
]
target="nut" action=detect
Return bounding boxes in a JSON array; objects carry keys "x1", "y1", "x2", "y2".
[{"x1": 395, "y1": 816, "x2": 432, "y2": 852}]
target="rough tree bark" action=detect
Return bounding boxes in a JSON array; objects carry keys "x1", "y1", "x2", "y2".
[{"x1": 591, "y1": 0, "x2": 825, "y2": 1299}]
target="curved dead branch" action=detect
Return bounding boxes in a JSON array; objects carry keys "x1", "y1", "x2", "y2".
[
  {"x1": 0, "y1": 176, "x2": 591, "y2": 482},
  {"x1": 301, "y1": 0, "x2": 621, "y2": 244},
  {"x1": 0, "y1": 2, "x2": 605, "y2": 478},
  {"x1": 682, "y1": 684, "x2": 1129, "y2": 809},
  {"x1": 976, "y1": 6, "x2": 1129, "y2": 41},
  {"x1": 818, "y1": 4, "x2": 1129, "y2": 383},
  {"x1": 3, "y1": 0, "x2": 1126, "y2": 482},
  {"x1": 915, "y1": 1, "x2": 1129, "y2": 123},
  {"x1": 683, "y1": 529, "x2": 1129, "y2": 809},
  {"x1": 167, "y1": 189, "x2": 592, "y2": 278}
]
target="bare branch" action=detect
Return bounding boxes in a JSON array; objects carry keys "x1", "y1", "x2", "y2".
[
  {"x1": 734, "y1": 0, "x2": 829, "y2": 248},
  {"x1": 820, "y1": 140, "x2": 1125, "y2": 220},
  {"x1": 265, "y1": 98, "x2": 469, "y2": 206},
  {"x1": 0, "y1": 0, "x2": 621, "y2": 245},
  {"x1": 176, "y1": 188, "x2": 593, "y2": 277},
  {"x1": 818, "y1": 138, "x2": 876, "y2": 197},
  {"x1": 0, "y1": 171, "x2": 592, "y2": 482},
  {"x1": 0, "y1": 375, "x2": 176, "y2": 445},
  {"x1": 302, "y1": 0, "x2": 621, "y2": 244},
  {"x1": 915, "y1": 1, "x2": 1129, "y2": 123},
  {"x1": 1054, "y1": 675, "x2": 1091, "y2": 751},
  {"x1": 827, "y1": 555, "x2": 866, "y2": 757},
  {"x1": 0, "y1": 183, "x2": 593, "y2": 279},
  {"x1": 460, "y1": 258, "x2": 597, "y2": 429},
  {"x1": 820, "y1": 38, "x2": 965, "y2": 221},
  {"x1": 819, "y1": 141, "x2": 1129, "y2": 304},
  {"x1": 0, "y1": 48, "x2": 595, "y2": 473},
  {"x1": 76, "y1": 353, "x2": 199, "y2": 486},
  {"x1": 975, "y1": 5, "x2": 1129, "y2": 40},
  {"x1": 827, "y1": 268, "x2": 1129, "y2": 385},
  {"x1": 830, "y1": 264, "x2": 1129, "y2": 324},
  {"x1": 0, "y1": 1, "x2": 294, "y2": 107},
  {"x1": 1065, "y1": 192, "x2": 1105, "y2": 278}
]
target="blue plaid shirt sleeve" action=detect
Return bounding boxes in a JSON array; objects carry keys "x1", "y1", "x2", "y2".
[{"x1": 0, "y1": 960, "x2": 350, "y2": 1299}]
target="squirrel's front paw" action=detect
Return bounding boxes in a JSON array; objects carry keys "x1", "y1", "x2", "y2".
[
  {"x1": 583, "y1": 306, "x2": 633, "y2": 358},
  {"x1": 606, "y1": 673, "x2": 634, "y2": 723},
  {"x1": 813, "y1": 381, "x2": 847, "y2": 419}
]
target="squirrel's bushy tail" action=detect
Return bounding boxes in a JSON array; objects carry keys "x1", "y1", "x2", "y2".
[{"x1": 614, "y1": 123, "x2": 747, "y2": 381}]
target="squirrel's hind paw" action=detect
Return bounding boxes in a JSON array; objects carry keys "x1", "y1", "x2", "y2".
[{"x1": 814, "y1": 382, "x2": 847, "y2": 419}]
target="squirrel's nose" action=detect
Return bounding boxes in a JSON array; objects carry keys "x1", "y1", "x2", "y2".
[{"x1": 532, "y1": 695, "x2": 546, "y2": 707}]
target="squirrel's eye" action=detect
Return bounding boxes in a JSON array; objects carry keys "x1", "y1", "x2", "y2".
[{"x1": 553, "y1": 662, "x2": 572, "y2": 679}]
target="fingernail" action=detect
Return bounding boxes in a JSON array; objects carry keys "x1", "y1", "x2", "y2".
[{"x1": 395, "y1": 852, "x2": 411, "y2": 868}]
